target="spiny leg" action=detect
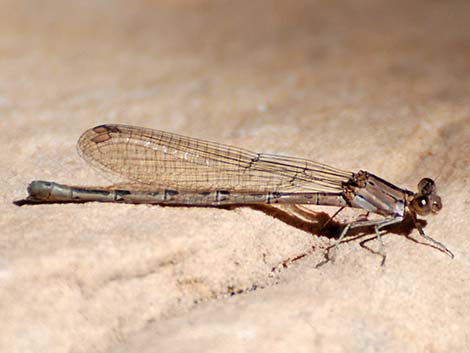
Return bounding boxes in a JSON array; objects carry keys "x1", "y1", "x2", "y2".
[
  {"x1": 412, "y1": 214, "x2": 454, "y2": 258},
  {"x1": 321, "y1": 206, "x2": 345, "y2": 231},
  {"x1": 330, "y1": 216, "x2": 403, "y2": 262},
  {"x1": 374, "y1": 225, "x2": 385, "y2": 265}
]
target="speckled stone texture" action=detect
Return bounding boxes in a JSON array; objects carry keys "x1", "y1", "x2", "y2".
[{"x1": 1, "y1": 1, "x2": 469, "y2": 352}]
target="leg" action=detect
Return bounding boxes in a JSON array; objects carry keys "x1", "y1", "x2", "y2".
[
  {"x1": 331, "y1": 216, "x2": 403, "y2": 261},
  {"x1": 412, "y1": 214, "x2": 454, "y2": 258},
  {"x1": 320, "y1": 207, "x2": 345, "y2": 230}
]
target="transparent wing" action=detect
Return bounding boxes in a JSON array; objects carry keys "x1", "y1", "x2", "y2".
[{"x1": 77, "y1": 124, "x2": 353, "y2": 192}]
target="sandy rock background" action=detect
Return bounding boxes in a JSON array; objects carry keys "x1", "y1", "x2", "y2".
[{"x1": 1, "y1": 1, "x2": 469, "y2": 352}]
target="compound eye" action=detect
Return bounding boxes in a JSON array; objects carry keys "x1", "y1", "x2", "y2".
[
  {"x1": 430, "y1": 195, "x2": 442, "y2": 213},
  {"x1": 411, "y1": 196, "x2": 432, "y2": 215},
  {"x1": 418, "y1": 178, "x2": 436, "y2": 195}
]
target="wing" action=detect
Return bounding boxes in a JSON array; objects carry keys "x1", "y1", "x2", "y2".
[{"x1": 77, "y1": 124, "x2": 353, "y2": 193}]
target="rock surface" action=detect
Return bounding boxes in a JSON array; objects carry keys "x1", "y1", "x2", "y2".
[{"x1": 1, "y1": 1, "x2": 469, "y2": 352}]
